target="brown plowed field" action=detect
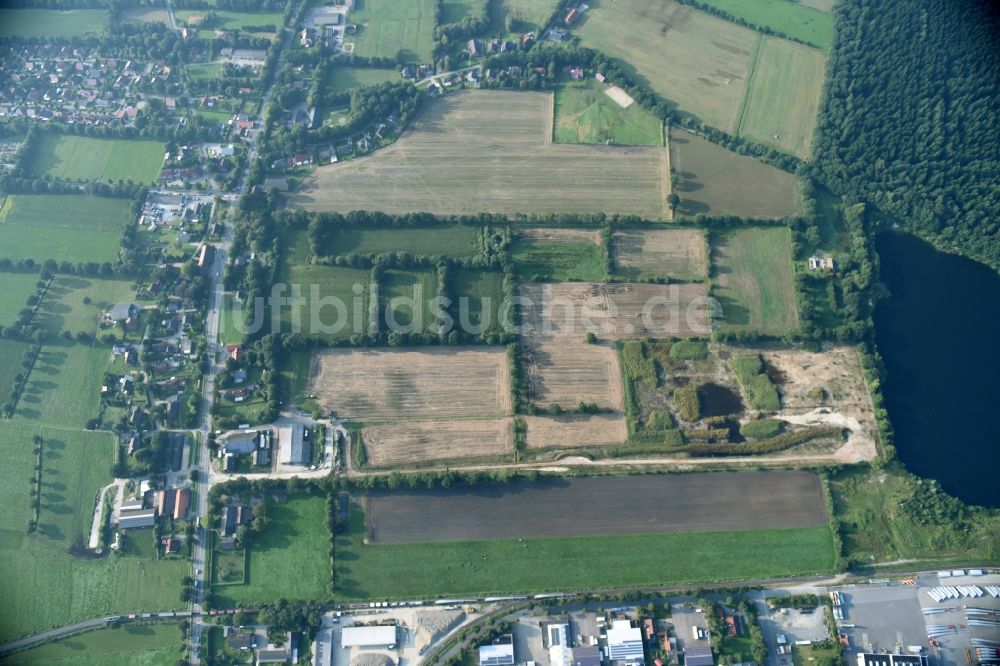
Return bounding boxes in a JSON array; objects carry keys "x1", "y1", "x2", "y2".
[
  {"x1": 361, "y1": 418, "x2": 514, "y2": 467},
  {"x1": 364, "y1": 470, "x2": 828, "y2": 543}
]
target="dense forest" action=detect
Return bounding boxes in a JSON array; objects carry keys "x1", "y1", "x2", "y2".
[{"x1": 811, "y1": 0, "x2": 1000, "y2": 272}]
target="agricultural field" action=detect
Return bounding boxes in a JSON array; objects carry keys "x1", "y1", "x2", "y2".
[
  {"x1": 696, "y1": 0, "x2": 834, "y2": 49},
  {"x1": 25, "y1": 134, "x2": 165, "y2": 183},
  {"x1": 499, "y1": 0, "x2": 561, "y2": 33},
  {"x1": 337, "y1": 481, "x2": 835, "y2": 599},
  {"x1": 451, "y1": 268, "x2": 507, "y2": 334},
  {"x1": 0, "y1": 421, "x2": 185, "y2": 642},
  {"x1": 520, "y1": 282, "x2": 712, "y2": 341},
  {"x1": 0, "y1": 270, "x2": 42, "y2": 326},
  {"x1": 575, "y1": 0, "x2": 757, "y2": 132},
  {"x1": 523, "y1": 413, "x2": 627, "y2": 449},
  {"x1": 348, "y1": 0, "x2": 437, "y2": 63},
  {"x1": 712, "y1": 226, "x2": 799, "y2": 335},
  {"x1": 737, "y1": 37, "x2": 827, "y2": 158},
  {"x1": 292, "y1": 91, "x2": 670, "y2": 218},
  {"x1": 522, "y1": 337, "x2": 624, "y2": 411},
  {"x1": 34, "y1": 275, "x2": 138, "y2": 338},
  {"x1": 307, "y1": 347, "x2": 512, "y2": 421},
  {"x1": 14, "y1": 342, "x2": 109, "y2": 428},
  {"x1": 378, "y1": 268, "x2": 439, "y2": 334},
  {"x1": 213, "y1": 494, "x2": 331, "y2": 606},
  {"x1": 279, "y1": 264, "x2": 371, "y2": 341},
  {"x1": 360, "y1": 418, "x2": 514, "y2": 468},
  {"x1": 2, "y1": 624, "x2": 184, "y2": 666},
  {"x1": 0, "y1": 8, "x2": 106, "y2": 37},
  {"x1": 670, "y1": 132, "x2": 802, "y2": 218},
  {"x1": 512, "y1": 228, "x2": 607, "y2": 282},
  {"x1": 612, "y1": 228, "x2": 709, "y2": 281},
  {"x1": 318, "y1": 224, "x2": 479, "y2": 258},
  {"x1": 553, "y1": 79, "x2": 664, "y2": 147},
  {"x1": 0, "y1": 194, "x2": 132, "y2": 264},
  {"x1": 0, "y1": 339, "x2": 30, "y2": 397},
  {"x1": 325, "y1": 67, "x2": 402, "y2": 93},
  {"x1": 366, "y1": 473, "x2": 828, "y2": 542},
  {"x1": 175, "y1": 8, "x2": 283, "y2": 30},
  {"x1": 122, "y1": 5, "x2": 171, "y2": 24}
]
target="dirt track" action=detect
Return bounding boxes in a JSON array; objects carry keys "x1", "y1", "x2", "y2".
[{"x1": 365, "y1": 470, "x2": 827, "y2": 543}]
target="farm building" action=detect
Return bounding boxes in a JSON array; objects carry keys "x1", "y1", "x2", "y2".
[
  {"x1": 222, "y1": 431, "x2": 256, "y2": 455},
  {"x1": 479, "y1": 634, "x2": 515, "y2": 666},
  {"x1": 279, "y1": 424, "x2": 310, "y2": 465},
  {"x1": 156, "y1": 488, "x2": 175, "y2": 516},
  {"x1": 173, "y1": 487, "x2": 190, "y2": 520},
  {"x1": 606, "y1": 620, "x2": 645, "y2": 664},
  {"x1": 109, "y1": 302, "x2": 136, "y2": 322},
  {"x1": 685, "y1": 646, "x2": 714, "y2": 666},
  {"x1": 118, "y1": 508, "x2": 156, "y2": 529},
  {"x1": 341, "y1": 625, "x2": 397, "y2": 649}
]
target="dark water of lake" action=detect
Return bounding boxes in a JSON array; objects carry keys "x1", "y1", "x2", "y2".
[{"x1": 874, "y1": 232, "x2": 1000, "y2": 507}]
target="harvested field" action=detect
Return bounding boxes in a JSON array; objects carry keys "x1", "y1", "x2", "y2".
[
  {"x1": 361, "y1": 418, "x2": 514, "y2": 467},
  {"x1": 613, "y1": 228, "x2": 708, "y2": 281},
  {"x1": 291, "y1": 91, "x2": 669, "y2": 218},
  {"x1": 605, "y1": 85, "x2": 635, "y2": 108},
  {"x1": 364, "y1": 471, "x2": 828, "y2": 543},
  {"x1": 524, "y1": 414, "x2": 626, "y2": 449},
  {"x1": 307, "y1": 347, "x2": 511, "y2": 420},
  {"x1": 526, "y1": 338, "x2": 624, "y2": 410},
  {"x1": 520, "y1": 282, "x2": 712, "y2": 340},
  {"x1": 670, "y1": 131, "x2": 802, "y2": 218},
  {"x1": 518, "y1": 227, "x2": 601, "y2": 244}
]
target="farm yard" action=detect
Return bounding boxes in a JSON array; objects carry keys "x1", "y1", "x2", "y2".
[
  {"x1": 360, "y1": 418, "x2": 515, "y2": 468},
  {"x1": 670, "y1": 132, "x2": 803, "y2": 218},
  {"x1": 348, "y1": 0, "x2": 437, "y2": 63},
  {"x1": 213, "y1": 494, "x2": 330, "y2": 607},
  {"x1": 365, "y1": 473, "x2": 828, "y2": 543},
  {"x1": 612, "y1": 228, "x2": 709, "y2": 281},
  {"x1": 25, "y1": 134, "x2": 165, "y2": 183},
  {"x1": 523, "y1": 413, "x2": 627, "y2": 450},
  {"x1": 737, "y1": 37, "x2": 827, "y2": 157},
  {"x1": 0, "y1": 8, "x2": 106, "y2": 38},
  {"x1": 512, "y1": 228, "x2": 607, "y2": 282},
  {"x1": 553, "y1": 79, "x2": 664, "y2": 146},
  {"x1": 574, "y1": 0, "x2": 825, "y2": 155},
  {"x1": 712, "y1": 226, "x2": 799, "y2": 335},
  {"x1": 307, "y1": 347, "x2": 512, "y2": 420},
  {"x1": 335, "y1": 473, "x2": 836, "y2": 599},
  {"x1": 291, "y1": 91, "x2": 670, "y2": 218},
  {"x1": 0, "y1": 194, "x2": 132, "y2": 264}
]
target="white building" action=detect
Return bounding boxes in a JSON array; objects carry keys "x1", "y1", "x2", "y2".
[
  {"x1": 341, "y1": 625, "x2": 397, "y2": 649},
  {"x1": 606, "y1": 620, "x2": 645, "y2": 665}
]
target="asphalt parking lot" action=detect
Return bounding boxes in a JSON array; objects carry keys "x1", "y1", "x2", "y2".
[{"x1": 837, "y1": 584, "x2": 926, "y2": 653}]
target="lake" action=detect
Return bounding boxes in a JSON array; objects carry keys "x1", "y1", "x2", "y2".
[{"x1": 874, "y1": 232, "x2": 1000, "y2": 507}]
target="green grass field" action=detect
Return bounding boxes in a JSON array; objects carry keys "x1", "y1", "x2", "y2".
[
  {"x1": 0, "y1": 421, "x2": 186, "y2": 642},
  {"x1": 214, "y1": 494, "x2": 331, "y2": 606},
  {"x1": 219, "y1": 294, "x2": 247, "y2": 346},
  {"x1": 0, "y1": 271, "x2": 41, "y2": 326},
  {"x1": 0, "y1": 194, "x2": 131, "y2": 264},
  {"x1": 35, "y1": 275, "x2": 138, "y2": 338},
  {"x1": 737, "y1": 37, "x2": 826, "y2": 158},
  {"x1": 175, "y1": 8, "x2": 283, "y2": 29},
  {"x1": 320, "y1": 224, "x2": 479, "y2": 258},
  {"x1": 335, "y1": 505, "x2": 836, "y2": 599},
  {"x1": 712, "y1": 227, "x2": 799, "y2": 335},
  {"x1": 441, "y1": 0, "x2": 486, "y2": 23},
  {"x1": 696, "y1": 0, "x2": 834, "y2": 49},
  {"x1": 512, "y1": 239, "x2": 606, "y2": 282},
  {"x1": 0, "y1": 8, "x2": 106, "y2": 37},
  {"x1": 350, "y1": 0, "x2": 437, "y2": 63},
  {"x1": 186, "y1": 61, "x2": 223, "y2": 81},
  {"x1": 14, "y1": 342, "x2": 109, "y2": 428},
  {"x1": 2, "y1": 624, "x2": 184, "y2": 666},
  {"x1": 122, "y1": 6, "x2": 171, "y2": 24},
  {"x1": 553, "y1": 79, "x2": 663, "y2": 147},
  {"x1": 325, "y1": 67, "x2": 401, "y2": 93},
  {"x1": 0, "y1": 338, "x2": 30, "y2": 408},
  {"x1": 26, "y1": 134, "x2": 165, "y2": 183},
  {"x1": 280, "y1": 264, "x2": 371, "y2": 341},
  {"x1": 499, "y1": 0, "x2": 560, "y2": 33},
  {"x1": 379, "y1": 268, "x2": 439, "y2": 334},
  {"x1": 451, "y1": 269, "x2": 507, "y2": 334}
]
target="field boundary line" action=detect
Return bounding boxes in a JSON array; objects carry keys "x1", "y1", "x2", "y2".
[{"x1": 734, "y1": 32, "x2": 765, "y2": 138}]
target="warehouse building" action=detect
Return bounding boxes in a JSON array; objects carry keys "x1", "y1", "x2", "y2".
[
  {"x1": 606, "y1": 620, "x2": 645, "y2": 665},
  {"x1": 341, "y1": 625, "x2": 397, "y2": 649}
]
